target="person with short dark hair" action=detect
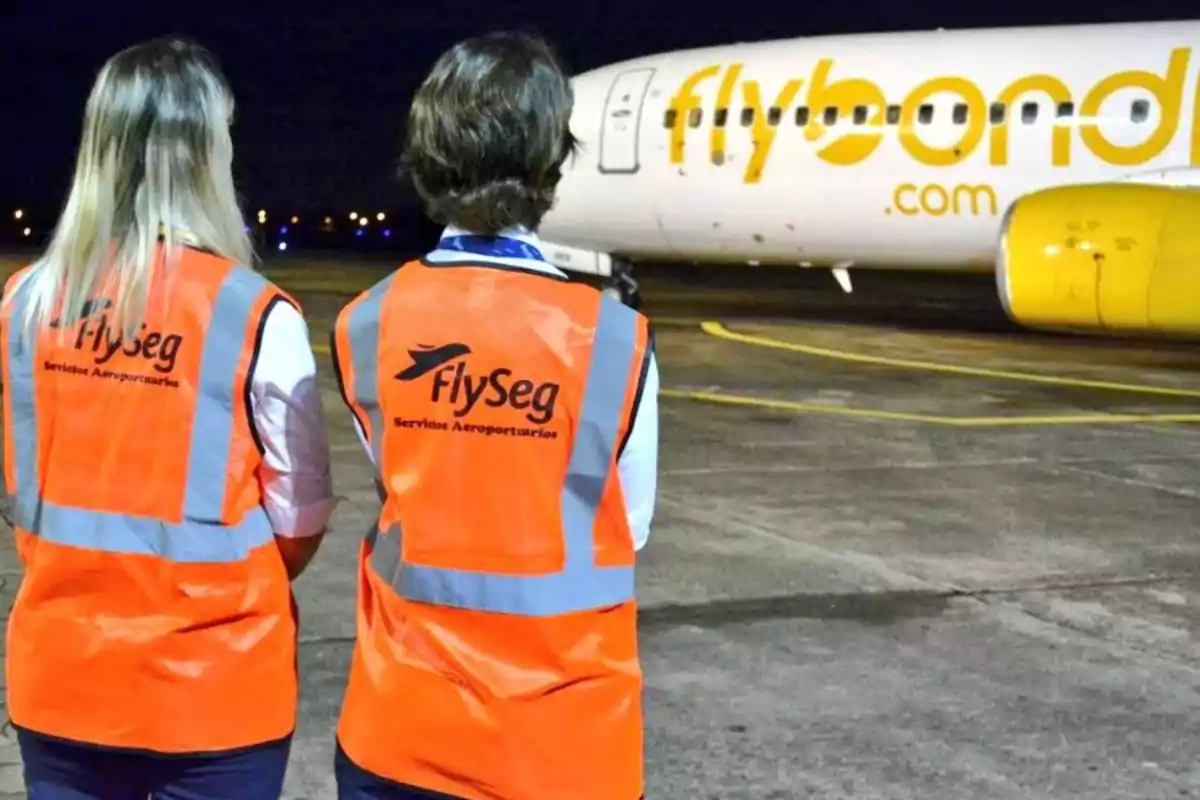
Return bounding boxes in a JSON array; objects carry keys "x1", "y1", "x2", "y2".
[
  {"x1": 330, "y1": 30, "x2": 658, "y2": 800},
  {"x1": 401, "y1": 31, "x2": 578, "y2": 236}
]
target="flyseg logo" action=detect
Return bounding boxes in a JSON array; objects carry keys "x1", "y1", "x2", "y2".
[
  {"x1": 44, "y1": 298, "x2": 183, "y2": 388},
  {"x1": 392, "y1": 343, "x2": 561, "y2": 440}
]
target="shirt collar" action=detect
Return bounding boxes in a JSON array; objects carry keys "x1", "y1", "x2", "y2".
[
  {"x1": 431, "y1": 224, "x2": 564, "y2": 277},
  {"x1": 439, "y1": 224, "x2": 541, "y2": 246}
]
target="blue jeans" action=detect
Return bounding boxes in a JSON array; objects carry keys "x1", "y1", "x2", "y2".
[{"x1": 17, "y1": 727, "x2": 292, "y2": 800}]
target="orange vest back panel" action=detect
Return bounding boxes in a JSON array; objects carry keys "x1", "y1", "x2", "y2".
[
  {"x1": 1, "y1": 247, "x2": 299, "y2": 753},
  {"x1": 334, "y1": 260, "x2": 650, "y2": 799}
]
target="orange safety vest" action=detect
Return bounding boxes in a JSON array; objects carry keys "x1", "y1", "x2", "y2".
[
  {"x1": 332, "y1": 259, "x2": 651, "y2": 799},
  {"x1": 0, "y1": 246, "x2": 300, "y2": 753}
]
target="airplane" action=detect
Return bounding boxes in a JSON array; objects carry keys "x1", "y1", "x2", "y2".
[{"x1": 536, "y1": 19, "x2": 1200, "y2": 338}]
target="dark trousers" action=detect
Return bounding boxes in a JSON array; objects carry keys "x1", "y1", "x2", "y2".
[
  {"x1": 334, "y1": 742, "x2": 463, "y2": 799},
  {"x1": 334, "y1": 741, "x2": 644, "y2": 799},
  {"x1": 16, "y1": 727, "x2": 292, "y2": 800}
]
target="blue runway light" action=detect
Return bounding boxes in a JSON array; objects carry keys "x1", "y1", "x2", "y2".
[{"x1": 278, "y1": 242, "x2": 287, "y2": 251}]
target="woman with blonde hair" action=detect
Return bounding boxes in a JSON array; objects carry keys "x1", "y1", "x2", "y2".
[{"x1": 0, "y1": 37, "x2": 334, "y2": 799}]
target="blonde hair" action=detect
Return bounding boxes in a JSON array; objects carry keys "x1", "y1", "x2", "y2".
[{"x1": 19, "y1": 37, "x2": 253, "y2": 338}]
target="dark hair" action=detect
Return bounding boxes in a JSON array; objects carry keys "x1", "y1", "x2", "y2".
[{"x1": 401, "y1": 31, "x2": 579, "y2": 235}]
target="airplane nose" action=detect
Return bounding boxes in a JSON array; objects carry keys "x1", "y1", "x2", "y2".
[
  {"x1": 542, "y1": 70, "x2": 606, "y2": 240},
  {"x1": 543, "y1": 60, "x2": 670, "y2": 260},
  {"x1": 565, "y1": 69, "x2": 608, "y2": 178}
]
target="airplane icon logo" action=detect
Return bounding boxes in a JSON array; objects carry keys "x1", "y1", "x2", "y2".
[{"x1": 394, "y1": 343, "x2": 472, "y2": 381}]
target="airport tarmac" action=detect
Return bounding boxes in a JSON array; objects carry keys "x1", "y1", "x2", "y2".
[{"x1": 1, "y1": 256, "x2": 1200, "y2": 799}]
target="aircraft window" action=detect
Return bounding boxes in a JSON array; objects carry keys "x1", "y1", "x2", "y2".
[
  {"x1": 1021, "y1": 102, "x2": 1038, "y2": 124},
  {"x1": 886, "y1": 105, "x2": 901, "y2": 125},
  {"x1": 767, "y1": 106, "x2": 782, "y2": 126},
  {"x1": 952, "y1": 103, "x2": 968, "y2": 124},
  {"x1": 918, "y1": 104, "x2": 933, "y2": 124},
  {"x1": 740, "y1": 107, "x2": 754, "y2": 126},
  {"x1": 1131, "y1": 99, "x2": 1150, "y2": 122},
  {"x1": 1056, "y1": 101, "x2": 1074, "y2": 118},
  {"x1": 823, "y1": 106, "x2": 838, "y2": 125},
  {"x1": 687, "y1": 107, "x2": 702, "y2": 128},
  {"x1": 853, "y1": 105, "x2": 868, "y2": 125},
  {"x1": 663, "y1": 109, "x2": 677, "y2": 128},
  {"x1": 714, "y1": 108, "x2": 728, "y2": 127},
  {"x1": 989, "y1": 102, "x2": 1006, "y2": 124},
  {"x1": 795, "y1": 106, "x2": 810, "y2": 126}
]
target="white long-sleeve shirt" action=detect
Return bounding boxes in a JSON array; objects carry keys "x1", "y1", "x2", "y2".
[
  {"x1": 250, "y1": 301, "x2": 337, "y2": 538},
  {"x1": 350, "y1": 225, "x2": 659, "y2": 550}
]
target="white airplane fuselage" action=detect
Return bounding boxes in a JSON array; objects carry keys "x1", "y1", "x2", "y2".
[{"x1": 538, "y1": 20, "x2": 1200, "y2": 275}]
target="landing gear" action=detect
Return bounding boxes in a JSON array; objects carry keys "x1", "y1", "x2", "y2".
[{"x1": 602, "y1": 258, "x2": 642, "y2": 310}]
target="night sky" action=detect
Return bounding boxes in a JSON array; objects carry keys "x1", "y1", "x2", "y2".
[{"x1": 0, "y1": 1, "x2": 1186, "y2": 241}]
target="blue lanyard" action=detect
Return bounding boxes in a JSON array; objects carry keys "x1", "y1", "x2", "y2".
[{"x1": 437, "y1": 235, "x2": 545, "y2": 262}]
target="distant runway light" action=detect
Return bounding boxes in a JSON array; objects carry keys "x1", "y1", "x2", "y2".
[
  {"x1": 324, "y1": 216, "x2": 333, "y2": 224},
  {"x1": 280, "y1": 226, "x2": 289, "y2": 234},
  {"x1": 13, "y1": 209, "x2": 23, "y2": 220},
  {"x1": 359, "y1": 217, "x2": 368, "y2": 226},
  {"x1": 278, "y1": 242, "x2": 287, "y2": 251},
  {"x1": 355, "y1": 229, "x2": 364, "y2": 238},
  {"x1": 290, "y1": 216, "x2": 299, "y2": 224},
  {"x1": 376, "y1": 212, "x2": 385, "y2": 221},
  {"x1": 349, "y1": 212, "x2": 358, "y2": 220},
  {"x1": 22, "y1": 227, "x2": 31, "y2": 237},
  {"x1": 383, "y1": 229, "x2": 392, "y2": 238}
]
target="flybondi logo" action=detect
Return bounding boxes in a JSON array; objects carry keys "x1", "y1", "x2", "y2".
[
  {"x1": 43, "y1": 297, "x2": 183, "y2": 388},
  {"x1": 392, "y1": 343, "x2": 561, "y2": 439}
]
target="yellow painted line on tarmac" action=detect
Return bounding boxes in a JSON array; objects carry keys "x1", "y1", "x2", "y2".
[
  {"x1": 700, "y1": 321, "x2": 1200, "y2": 398},
  {"x1": 660, "y1": 388, "x2": 1200, "y2": 427},
  {"x1": 648, "y1": 316, "x2": 707, "y2": 328},
  {"x1": 661, "y1": 388, "x2": 955, "y2": 424},
  {"x1": 310, "y1": 318, "x2": 1200, "y2": 426}
]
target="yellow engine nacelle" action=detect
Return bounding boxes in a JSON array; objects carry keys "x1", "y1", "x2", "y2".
[{"x1": 998, "y1": 182, "x2": 1200, "y2": 337}]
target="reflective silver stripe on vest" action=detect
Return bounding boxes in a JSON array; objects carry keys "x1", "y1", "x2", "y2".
[
  {"x1": 343, "y1": 281, "x2": 639, "y2": 617},
  {"x1": 342, "y1": 274, "x2": 393, "y2": 469},
  {"x1": 3, "y1": 267, "x2": 277, "y2": 563}
]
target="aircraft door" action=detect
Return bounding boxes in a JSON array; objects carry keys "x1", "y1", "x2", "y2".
[{"x1": 598, "y1": 68, "x2": 655, "y2": 174}]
